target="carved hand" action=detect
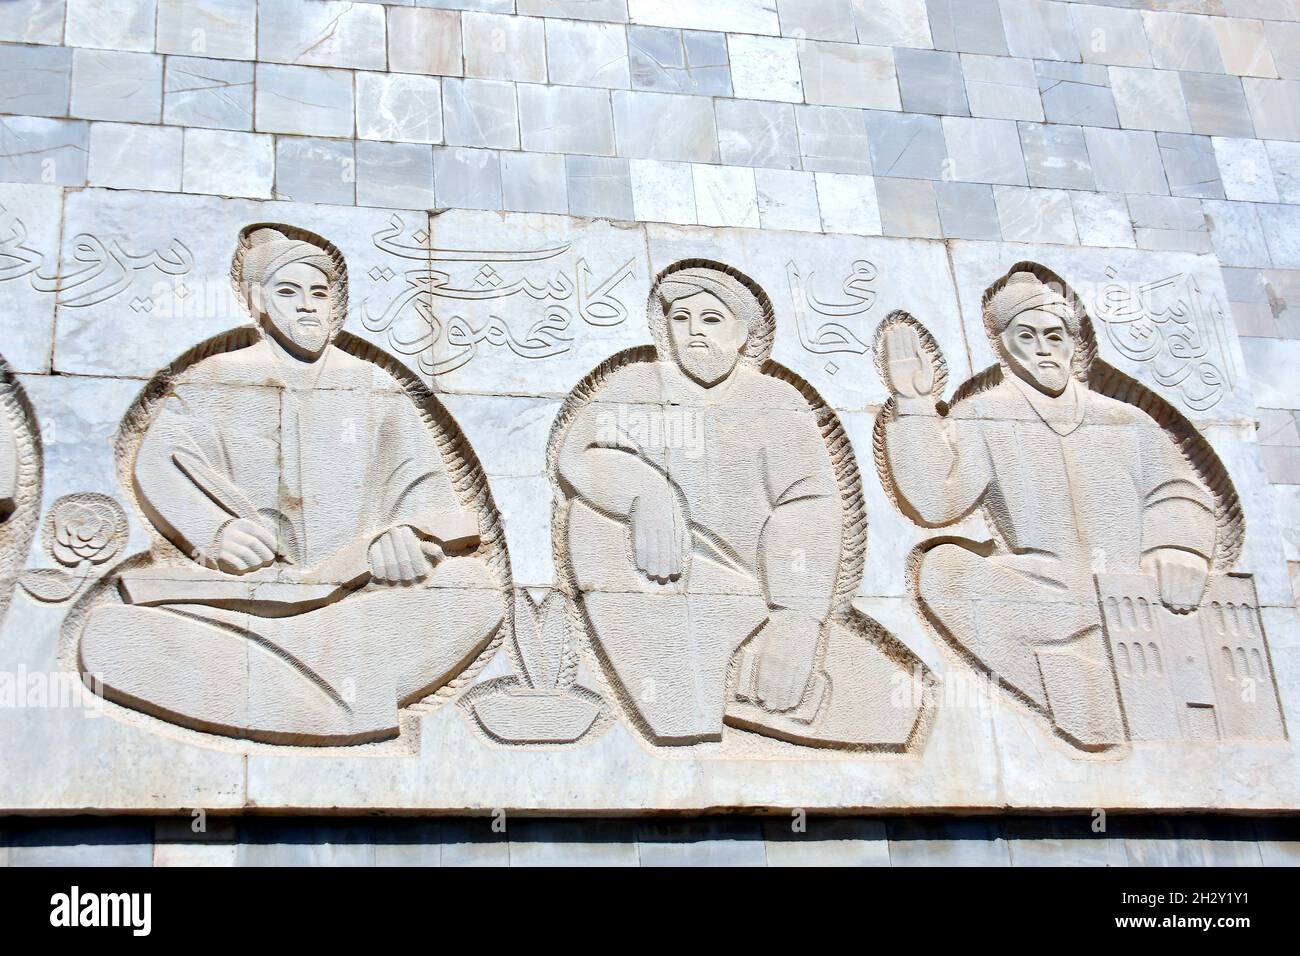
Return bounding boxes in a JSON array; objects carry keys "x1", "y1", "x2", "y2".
[
  {"x1": 882, "y1": 324, "x2": 936, "y2": 401},
  {"x1": 1146, "y1": 549, "x2": 1210, "y2": 614},
  {"x1": 214, "y1": 517, "x2": 278, "y2": 574},
  {"x1": 367, "y1": 525, "x2": 431, "y2": 586},
  {"x1": 751, "y1": 610, "x2": 821, "y2": 713},
  {"x1": 628, "y1": 484, "x2": 688, "y2": 585}
]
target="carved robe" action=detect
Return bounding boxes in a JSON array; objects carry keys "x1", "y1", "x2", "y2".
[
  {"x1": 885, "y1": 375, "x2": 1215, "y2": 745},
  {"x1": 558, "y1": 361, "x2": 843, "y2": 743},
  {"x1": 81, "y1": 340, "x2": 502, "y2": 744}
]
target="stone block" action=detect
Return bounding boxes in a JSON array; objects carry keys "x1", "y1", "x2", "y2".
[
  {"x1": 1182, "y1": 72, "x2": 1256, "y2": 138},
  {"x1": 925, "y1": 0, "x2": 1006, "y2": 56},
  {"x1": 1000, "y1": 0, "x2": 1078, "y2": 62},
  {"x1": 876, "y1": 176, "x2": 941, "y2": 237},
  {"x1": 163, "y1": 56, "x2": 253, "y2": 131},
  {"x1": 849, "y1": 0, "x2": 932, "y2": 50},
  {"x1": 1270, "y1": 21, "x2": 1300, "y2": 79},
  {"x1": 627, "y1": 26, "x2": 731, "y2": 96},
  {"x1": 518, "y1": 0, "x2": 627, "y2": 21},
  {"x1": 566, "y1": 154, "x2": 633, "y2": 220},
  {"x1": 463, "y1": 11, "x2": 547, "y2": 83},
  {"x1": 275, "y1": 137, "x2": 356, "y2": 206},
  {"x1": 255, "y1": 63, "x2": 354, "y2": 138},
  {"x1": 993, "y1": 185, "x2": 1076, "y2": 244},
  {"x1": 387, "y1": 6, "x2": 462, "y2": 76},
  {"x1": 962, "y1": 53, "x2": 1041, "y2": 122},
  {"x1": 1021, "y1": 122, "x2": 1093, "y2": 191},
  {"x1": 0, "y1": 0, "x2": 65, "y2": 45},
  {"x1": 628, "y1": 0, "x2": 780, "y2": 36},
  {"x1": 434, "y1": 145, "x2": 498, "y2": 210},
  {"x1": 157, "y1": 0, "x2": 256, "y2": 61},
  {"x1": 0, "y1": 42, "x2": 70, "y2": 117},
  {"x1": 1071, "y1": 4, "x2": 1152, "y2": 68},
  {"x1": 865, "y1": 110, "x2": 947, "y2": 180},
  {"x1": 887, "y1": 819, "x2": 1010, "y2": 866},
  {"x1": 443, "y1": 78, "x2": 519, "y2": 150},
  {"x1": 795, "y1": 105, "x2": 871, "y2": 174},
  {"x1": 777, "y1": 0, "x2": 856, "y2": 43},
  {"x1": 716, "y1": 99, "x2": 798, "y2": 170},
  {"x1": 1258, "y1": 204, "x2": 1300, "y2": 267},
  {"x1": 65, "y1": 0, "x2": 154, "y2": 52},
  {"x1": 637, "y1": 820, "x2": 767, "y2": 866},
  {"x1": 1071, "y1": 190, "x2": 1135, "y2": 248},
  {"x1": 182, "y1": 128, "x2": 273, "y2": 199},
  {"x1": 762, "y1": 818, "x2": 890, "y2": 866},
  {"x1": 895, "y1": 48, "x2": 969, "y2": 116},
  {"x1": 545, "y1": 18, "x2": 629, "y2": 89},
  {"x1": 355, "y1": 72, "x2": 444, "y2": 145},
  {"x1": 1265, "y1": 139, "x2": 1300, "y2": 203},
  {"x1": 935, "y1": 180, "x2": 1000, "y2": 240},
  {"x1": 943, "y1": 116, "x2": 1027, "y2": 186},
  {"x1": 692, "y1": 163, "x2": 758, "y2": 227},
  {"x1": 1084, "y1": 127, "x2": 1169, "y2": 195},
  {"x1": 501, "y1": 151, "x2": 568, "y2": 215},
  {"x1": 518, "y1": 84, "x2": 614, "y2": 155},
  {"x1": 358, "y1": 139, "x2": 439, "y2": 208},
  {"x1": 1214, "y1": 17, "x2": 1277, "y2": 78},
  {"x1": 1111, "y1": 66, "x2": 1191, "y2": 134},
  {"x1": 1142, "y1": 11, "x2": 1224, "y2": 74},
  {"x1": 613, "y1": 89, "x2": 719, "y2": 164},
  {"x1": 0, "y1": 115, "x2": 87, "y2": 185},
  {"x1": 630, "y1": 157, "x2": 696, "y2": 224},
  {"x1": 1036, "y1": 60, "x2": 1119, "y2": 128},
  {"x1": 1244, "y1": 78, "x2": 1300, "y2": 141},
  {"x1": 88, "y1": 122, "x2": 182, "y2": 192},
  {"x1": 728, "y1": 34, "x2": 802, "y2": 103},
  {"x1": 814, "y1": 171, "x2": 881, "y2": 234},
  {"x1": 70, "y1": 49, "x2": 160, "y2": 123},
  {"x1": 799, "y1": 40, "x2": 899, "y2": 110},
  {"x1": 1158, "y1": 132, "x2": 1224, "y2": 199},
  {"x1": 257, "y1": 0, "x2": 385, "y2": 70},
  {"x1": 0, "y1": 182, "x2": 61, "y2": 371},
  {"x1": 1214, "y1": 136, "x2": 1280, "y2": 202},
  {"x1": 754, "y1": 168, "x2": 821, "y2": 232}
]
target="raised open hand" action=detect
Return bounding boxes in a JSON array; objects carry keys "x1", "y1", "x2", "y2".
[{"x1": 882, "y1": 323, "x2": 936, "y2": 401}]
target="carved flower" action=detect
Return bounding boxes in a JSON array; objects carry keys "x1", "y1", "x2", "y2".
[{"x1": 43, "y1": 494, "x2": 127, "y2": 567}]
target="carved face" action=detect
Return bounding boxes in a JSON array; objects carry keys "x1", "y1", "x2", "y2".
[
  {"x1": 1000, "y1": 308, "x2": 1076, "y2": 396},
  {"x1": 666, "y1": 290, "x2": 747, "y2": 387},
  {"x1": 255, "y1": 261, "x2": 333, "y2": 360}
]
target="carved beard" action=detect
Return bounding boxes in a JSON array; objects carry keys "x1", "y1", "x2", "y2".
[
  {"x1": 264, "y1": 308, "x2": 331, "y2": 359},
  {"x1": 1012, "y1": 357, "x2": 1071, "y2": 396},
  {"x1": 675, "y1": 339, "x2": 740, "y2": 387}
]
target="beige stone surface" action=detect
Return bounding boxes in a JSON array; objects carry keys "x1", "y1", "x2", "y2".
[{"x1": 0, "y1": 193, "x2": 1297, "y2": 813}]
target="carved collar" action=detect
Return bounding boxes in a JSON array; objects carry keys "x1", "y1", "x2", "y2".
[{"x1": 1010, "y1": 373, "x2": 1087, "y2": 436}]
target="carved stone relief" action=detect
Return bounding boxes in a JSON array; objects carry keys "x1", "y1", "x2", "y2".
[
  {"x1": 0, "y1": 353, "x2": 41, "y2": 627},
  {"x1": 874, "y1": 263, "x2": 1285, "y2": 750},
  {"x1": 74, "y1": 225, "x2": 510, "y2": 746},
  {"x1": 550, "y1": 260, "x2": 926, "y2": 749}
]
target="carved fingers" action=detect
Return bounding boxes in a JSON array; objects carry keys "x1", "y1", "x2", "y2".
[
  {"x1": 215, "y1": 517, "x2": 278, "y2": 574},
  {"x1": 1150, "y1": 549, "x2": 1210, "y2": 614},
  {"x1": 368, "y1": 525, "x2": 431, "y2": 586},
  {"x1": 883, "y1": 323, "x2": 935, "y2": 400},
  {"x1": 629, "y1": 488, "x2": 687, "y2": 585},
  {"x1": 751, "y1": 611, "x2": 822, "y2": 713}
]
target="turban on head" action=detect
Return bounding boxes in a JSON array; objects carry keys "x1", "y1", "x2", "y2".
[
  {"x1": 984, "y1": 270, "x2": 1080, "y2": 339},
  {"x1": 242, "y1": 227, "x2": 336, "y2": 289}
]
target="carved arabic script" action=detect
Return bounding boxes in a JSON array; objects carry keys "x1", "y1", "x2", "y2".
[
  {"x1": 0, "y1": 205, "x2": 193, "y2": 309},
  {"x1": 786, "y1": 260, "x2": 876, "y2": 364},
  {"x1": 361, "y1": 216, "x2": 636, "y2": 377},
  {"x1": 1094, "y1": 268, "x2": 1235, "y2": 412}
]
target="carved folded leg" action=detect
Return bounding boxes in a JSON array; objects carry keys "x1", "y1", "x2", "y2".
[
  {"x1": 917, "y1": 543, "x2": 1096, "y2": 713},
  {"x1": 80, "y1": 604, "x2": 354, "y2": 742},
  {"x1": 1035, "y1": 627, "x2": 1124, "y2": 748}
]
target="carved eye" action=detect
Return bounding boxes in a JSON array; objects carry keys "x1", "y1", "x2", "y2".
[
  {"x1": 703, "y1": 314, "x2": 722, "y2": 325},
  {"x1": 275, "y1": 284, "x2": 297, "y2": 296},
  {"x1": 670, "y1": 310, "x2": 689, "y2": 322},
  {"x1": 311, "y1": 288, "x2": 329, "y2": 299}
]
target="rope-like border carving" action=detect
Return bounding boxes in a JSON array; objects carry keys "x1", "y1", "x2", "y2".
[{"x1": 0, "y1": 352, "x2": 42, "y2": 628}]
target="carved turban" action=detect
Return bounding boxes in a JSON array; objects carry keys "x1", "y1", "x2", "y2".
[
  {"x1": 983, "y1": 270, "x2": 1081, "y2": 340},
  {"x1": 241, "y1": 227, "x2": 337, "y2": 288},
  {"x1": 650, "y1": 265, "x2": 773, "y2": 363}
]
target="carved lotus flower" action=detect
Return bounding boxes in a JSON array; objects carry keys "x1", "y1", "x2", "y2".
[{"x1": 44, "y1": 494, "x2": 127, "y2": 567}]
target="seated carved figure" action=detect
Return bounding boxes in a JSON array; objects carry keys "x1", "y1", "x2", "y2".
[
  {"x1": 554, "y1": 263, "x2": 919, "y2": 747},
  {"x1": 80, "y1": 227, "x2": 504, "y2": 745},
  {"x1": 878, "y1": 266, "x2": 1281, "y2": 748}
]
